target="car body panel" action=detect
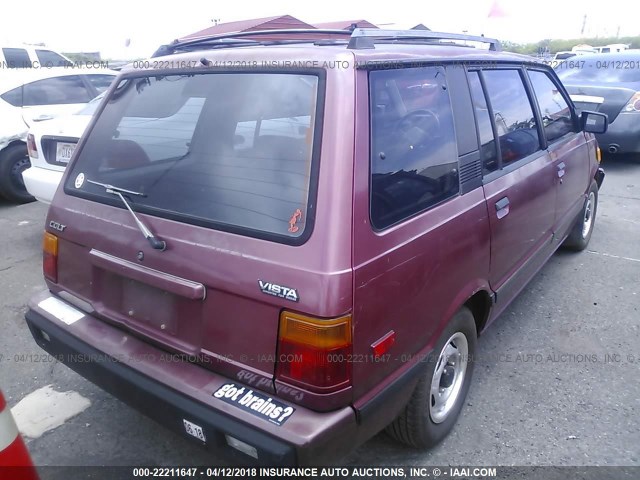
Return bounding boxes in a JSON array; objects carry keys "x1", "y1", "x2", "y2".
[
  {"x1": 483, "y1": 151, "x2": 556, "y2": 292},
  {"x1": 549, "y1": 132, "x2": 591, "y2": 236}
]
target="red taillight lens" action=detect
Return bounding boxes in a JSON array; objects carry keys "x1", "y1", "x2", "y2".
[
  {"x1": 27, "y1": 133, "x2": 38, "y2": 159},
  {"x1": 276, "y1": 312, "x2": 352, "y2": 393},
  {"x1": 43, "y1": 232, "x2": 58, "y2": 282}
]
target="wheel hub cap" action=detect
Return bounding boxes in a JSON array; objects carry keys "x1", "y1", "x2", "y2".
[
  {"x1": 581, "y1": 192, "x2": 595, "y2": 239},
  {"x1": 429, "y1": 331, "x2": 469, "y2": 424}
]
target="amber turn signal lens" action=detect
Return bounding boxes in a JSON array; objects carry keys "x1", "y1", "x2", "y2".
[
  {"x1": 43, "y1": 232, "x2": 58, "y2": 282},
  {"x1": 279, "y1": 312, "x2": 351, "y2": 349}
]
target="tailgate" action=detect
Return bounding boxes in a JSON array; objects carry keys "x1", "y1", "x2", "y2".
[{"x1": 52, "y1": 211, "x2": 284, "y2": 380}]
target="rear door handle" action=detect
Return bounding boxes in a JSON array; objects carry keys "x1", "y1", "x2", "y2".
[
  {"x1": 495, "y1": 197, "x2": 510, "y2": 219},
  {"x1": 557, "y1": 162, "x2": 566, "y2": 179}
]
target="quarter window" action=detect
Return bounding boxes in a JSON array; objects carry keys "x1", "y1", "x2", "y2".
[
  {"x1": 482, "y1": 70, "x2": 541, "y2": 165},
  {"x1": 1, "y1": 87, "x2": 22, "y2": 107},
  {"x1": 370, "y1": 66, "x2": 459, "y2": 229},
  {"x1": 528, "y1": 70, "x2": 574, "y2": 143}
]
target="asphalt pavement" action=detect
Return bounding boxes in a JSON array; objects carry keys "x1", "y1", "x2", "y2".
[{"x1": 0, "y1": 156, "x2": 638, "y2": 472}]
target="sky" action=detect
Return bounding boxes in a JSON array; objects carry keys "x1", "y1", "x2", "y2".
[{"x1": 2, "y1": 0, "x2": 636, "y2": 59}]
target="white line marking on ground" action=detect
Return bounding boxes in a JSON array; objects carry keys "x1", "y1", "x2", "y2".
[
  {"x1": 10, "y1": 385, "x2": 91, "y2": 438},
  {"x1": 587, "y1": 250, "x2": 640, "y2": 263}
]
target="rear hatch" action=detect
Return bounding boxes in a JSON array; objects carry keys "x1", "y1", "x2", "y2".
[{"x1": 47, "y1": 69, "x2": 339, "y2": 393}]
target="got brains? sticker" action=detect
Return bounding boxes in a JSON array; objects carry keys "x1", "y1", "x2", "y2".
[{"x1": 213, "y1": 383, "x2": 295, "y2": 426}]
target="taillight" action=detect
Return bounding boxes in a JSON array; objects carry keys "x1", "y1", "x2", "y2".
[
  {"x1": 27, "y1": 133, "x2": 38, "y2": 159},
  {"x1": 276, "y1": 311, "x2": 352, "y2": 393},
  {"x1": 43, "y1": 232, "x2": 58, "y2": 282},
  {"x1": 623, "y1": 92, "x2": 640, "y2": 113}
]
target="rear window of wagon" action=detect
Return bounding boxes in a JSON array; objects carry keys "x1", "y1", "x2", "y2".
[{"x1": 65, "y1": 71, "x2": 324, "y2": 243}]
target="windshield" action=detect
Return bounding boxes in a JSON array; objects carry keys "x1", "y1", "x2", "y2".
[
  {"x1": 557, "y1": 57, "x2": 640, "y2": 83},
  {"x1": 65, "y1": 72, "x2": 321, "y2": 242}
]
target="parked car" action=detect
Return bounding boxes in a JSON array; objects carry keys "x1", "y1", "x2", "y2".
[
  {"x1": 0, "y1": 68, "x2": 116, "y2": 202},
  {"x1": 25, "y1": 28, "x2": 606, "y2": 465},
  {"x1": 0, "y1": 45, "x2": 72, "y2": 69},
  {"x1": 553, "y1": 51, "x2": 577, "y2": 61},
  {"x1": 558, "y1": 51, "x2": 640, "y2": 156},
  {"x1": 23, "y1": 90, "x2": 204, "y2": 204},
  {"x1": 22, "y1": 94, "x2": 105, "y2": 204},
  {"x1": 593, "y1": 44, "x2": 629, "y2": 54}
]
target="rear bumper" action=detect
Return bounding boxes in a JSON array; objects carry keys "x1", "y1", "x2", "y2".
[
  {"x1": 596, "y1": 113, "x2": 640, "y2": 154},
  {"x1": 21, "y1": 166, "x2": 62, "y2": 204},
  {"x1": 25, "y1": 291, "x2": 366, "y2": 465}
]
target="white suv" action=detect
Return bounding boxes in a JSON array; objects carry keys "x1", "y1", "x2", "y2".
[{"x1": 0, "y1": 45, "x2": 73, "y2": 69}]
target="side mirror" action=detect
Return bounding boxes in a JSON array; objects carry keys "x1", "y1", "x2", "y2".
[{"x1": 581, "y1": 111, "x2": 608, "y2": 134}]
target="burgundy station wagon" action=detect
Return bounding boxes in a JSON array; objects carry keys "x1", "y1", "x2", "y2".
[{"x1": 25, "y1": 29, "x2": 607, "y2": 464}]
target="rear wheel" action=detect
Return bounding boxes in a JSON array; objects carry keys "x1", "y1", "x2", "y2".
[
  {"x1": 562, "y1": 182, "x2": 598, "y2": 251},
  {"x1": 0, "y1": 144, "x2": 35, "y2": 203},
  {"x1": 386, "y1": 307, "x2": 476, "y2": 448}
]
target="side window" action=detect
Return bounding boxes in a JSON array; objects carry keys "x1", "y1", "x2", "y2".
[
  {"x1": 86, "y1": 75, "x2": 116, "y2": 94},
  {"x1": 528, "y1": 70, "x2": 574, "y2": 143},
  {"x1": 35, "y1": 50, "x2": 72, "y2": 67},
  {"x1": 482, "y1": 69, "x2": 540, "y2": 165},
  {"x1": 370, "y1": 66, "x2": 459, "y2": 229},
  {"x1": 23, "y1": 76, "x2": 92, "y2": 106},
  {"x1": 468, "y1": 71, "x2": 499, "y2": 173},
  {"x1": 1, "y1": 87, "x2": 22, "y2": 107},
  {"x1": 2, "y1": 48, "x2": 32, "y2": 68}
]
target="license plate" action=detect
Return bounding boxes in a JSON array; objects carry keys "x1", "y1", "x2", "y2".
[
  {"x1": 183, "y1": 419, "x2": 206, "y2": 442},
  {"x1": 56, "y1": 142, "x2": 76, "y2": 164}
]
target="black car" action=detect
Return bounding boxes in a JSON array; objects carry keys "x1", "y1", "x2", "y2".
[{"x1": 557, "y1": 51, "x2": 640, "y2": 156}]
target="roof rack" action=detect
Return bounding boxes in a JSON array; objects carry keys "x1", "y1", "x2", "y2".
[
  {"x1": 151, "y1": 28, "x2": 501, "y2": 57},
  {"x1": 152, "y1": 29, "x2": 351, "y2": 57},
  {"x1": 347, "y1": 29, "x2": 501, "y2": 51}
]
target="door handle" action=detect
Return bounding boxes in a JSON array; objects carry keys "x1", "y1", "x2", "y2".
[
  {"x1": 33, "y1": 114, "x2": 54, "y2": 122},
  {"x1": 557, "y1": 162, "x2": 566, "y2": 179},
  {"x1": 495, "y1": 196, "x2": 510, "y2": 219}
]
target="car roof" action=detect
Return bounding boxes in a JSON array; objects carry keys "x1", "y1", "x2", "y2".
[
  {"x1": 0, "y1": 67, "x2": 116, "y2": 94},
  {"x1": 1, "y1": 44, "x2": 62, "y2": 51}
]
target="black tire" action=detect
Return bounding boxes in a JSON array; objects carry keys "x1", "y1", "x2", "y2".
[
  {"x1": 386, "y1": 307, "x2": 476, "y2": 449},
  {"x1": 0, "y1": 144, "x2": 35, "y2": 203},
  {"x1": 562, "y1": 182, "x2": 598, "y2": 251}
]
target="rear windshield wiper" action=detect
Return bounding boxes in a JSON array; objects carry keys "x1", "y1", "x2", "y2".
[{"x1": 87, "y1": 180, "x2": 167, "y2": 251}]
